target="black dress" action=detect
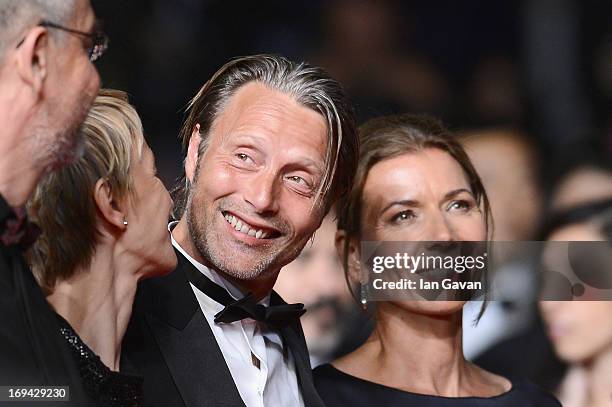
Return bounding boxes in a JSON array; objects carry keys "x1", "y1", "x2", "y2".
[
  {"x1": 0, "y1": 194, "x2": 143, "y2": 406},
  {"x1": 313, "y1": 363, "x2": 562, "y2": 407}
]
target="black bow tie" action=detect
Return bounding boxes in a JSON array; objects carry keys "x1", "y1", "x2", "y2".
[{"x1": 184, "y1": 260, "x2": 305, "y2": 329}]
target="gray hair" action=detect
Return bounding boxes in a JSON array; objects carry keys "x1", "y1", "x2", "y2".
[
  {"x1": 0, "y1": 0, "x2": 75, "y2": 61},
  {"x1": 172, "y1": 54, "x2": 358, "y2": 219}
]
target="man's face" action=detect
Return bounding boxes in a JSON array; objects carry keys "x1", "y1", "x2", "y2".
[
  {"x1": 185, "y1": 82, "x2": 329, "y2": 283},
  {"x1": 39, "y1": 0, "x2": 100, "y2": 168}
]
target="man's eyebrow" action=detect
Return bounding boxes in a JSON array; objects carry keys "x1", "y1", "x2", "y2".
[
  {"x1": 294, "y1": 157, "x2": 324, "y2": 173},
  {"x1": 231, "y1": 133, "x2": 265, "y2": 147}
]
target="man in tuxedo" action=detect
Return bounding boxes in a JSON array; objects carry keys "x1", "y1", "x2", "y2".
[
  {"x1": 0, "y1": 0, "x2": 102, "y2": 394},
  {"x1": 124, "y1": 54, "x2": 358, "y2": 407}
]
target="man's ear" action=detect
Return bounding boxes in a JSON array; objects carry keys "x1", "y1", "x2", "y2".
[
  {"x1": 93, "y1": 178, "x2": 127, "y2": 232},
  {"x1": 335, "y1": 229, "x2": 363, "y2": 284},
  {"x1": 185, "y1": 124, "x2": 202, "y2": 183},
  {"x1": 16, "y1": 27, "x2": 49, "y2": 95}
]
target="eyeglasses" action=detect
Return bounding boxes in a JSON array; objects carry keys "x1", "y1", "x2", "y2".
[
  {"x1": 39, "y1": 20, "x2": 108, "y2": 62},
  {"x1": 16, "y1": 20, "x2": 108, "y2": 62}
]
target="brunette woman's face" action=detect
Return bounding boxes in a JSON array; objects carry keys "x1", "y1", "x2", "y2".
[{"x1": 359, "y1": 148, "x2": 486, "y2": 315}]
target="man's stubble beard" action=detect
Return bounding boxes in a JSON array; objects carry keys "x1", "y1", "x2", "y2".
[
  {"x1": 185, "y1": 191, "x2": 309, "y2": 283},
  {"x1": 32, "y1": 90, "x2": 93, "y2": 170}
]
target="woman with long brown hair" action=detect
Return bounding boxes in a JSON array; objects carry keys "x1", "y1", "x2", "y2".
[{"x1": 313, "y1": 114, "x2": 559, "y2": 406}]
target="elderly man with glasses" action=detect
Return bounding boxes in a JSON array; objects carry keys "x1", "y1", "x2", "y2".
[{"x1": 0, "y1": 0, "x2": 106, "y2": 404}]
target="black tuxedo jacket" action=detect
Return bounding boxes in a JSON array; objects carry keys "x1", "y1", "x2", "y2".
[{"x1": 123, "y1": 250, "x2": 325, "y2": 407}]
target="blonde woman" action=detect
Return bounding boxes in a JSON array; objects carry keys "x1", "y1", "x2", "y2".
[{"x1": 24, "y1": 89, "x2": 176, "y2": 405}]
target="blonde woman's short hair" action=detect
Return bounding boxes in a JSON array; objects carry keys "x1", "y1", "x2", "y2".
[{"x1": 28, "y1": 89, "x2": 144, "y2": 294}]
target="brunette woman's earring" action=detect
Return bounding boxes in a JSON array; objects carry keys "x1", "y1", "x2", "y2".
[
  {"x1": 360, "y1": 283, "x2": 368, "y2": 310},
  {"x1": 123, "y1": 220, "x2": 128, "y2": 226}
]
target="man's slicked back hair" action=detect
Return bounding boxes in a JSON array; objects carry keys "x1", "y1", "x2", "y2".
[{"x1": 172, "y1": 54, "x2": 358, "y2": 219}]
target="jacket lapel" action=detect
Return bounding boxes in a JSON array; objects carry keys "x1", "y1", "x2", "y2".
[
  {"x1": 143, "y1": 250, "x2": 245, "y2": 407},
  {"x1": 271, "y1": 292, "x2": 325, "y2": 407}
]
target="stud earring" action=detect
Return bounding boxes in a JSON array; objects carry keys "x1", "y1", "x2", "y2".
[{"x1": 123, "y1": 220, "x2": 128, "y2": 226}]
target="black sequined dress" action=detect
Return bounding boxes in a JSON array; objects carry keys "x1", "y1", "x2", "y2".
[{"x1": 56, "y1": 314, "x2": 143, "y2": 406}]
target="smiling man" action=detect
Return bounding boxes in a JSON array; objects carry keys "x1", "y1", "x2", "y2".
[{"x1": 124, "y1": 55, "x2": 358, "y2": 407}]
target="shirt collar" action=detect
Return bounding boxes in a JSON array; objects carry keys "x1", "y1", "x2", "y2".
[{"x1": 168, "y1": 221, "x2": 271, "y2": 306}]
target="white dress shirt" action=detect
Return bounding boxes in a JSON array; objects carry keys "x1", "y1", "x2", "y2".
[{"x1": 169, "y1": 222, "x2": 304, "y2": 407}]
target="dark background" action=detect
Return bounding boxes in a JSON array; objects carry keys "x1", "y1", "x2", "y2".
[{"x1": 91, "y1": 0, "x2": 612, "y2": 192}]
